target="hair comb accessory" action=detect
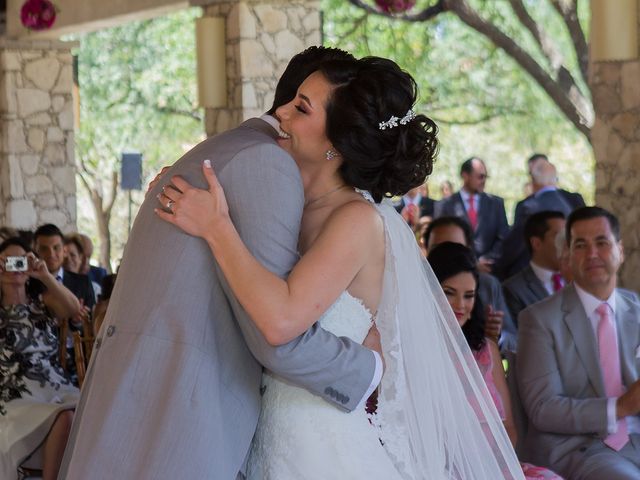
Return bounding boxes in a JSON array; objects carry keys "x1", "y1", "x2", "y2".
[{"x1": 378, "y1": 109, "x2": 416, "y2": 130}]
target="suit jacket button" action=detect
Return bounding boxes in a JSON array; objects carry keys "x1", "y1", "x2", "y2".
[
  {"x1": 579, "y1": 446, "x2": 587, "y2": 452},
  {"x1": 344, "y1": 396, "x2": 350, "y2": 404},
  {"x1": 324, "y1": 387, "x2": 333, "y2": 396},
  {"x1": 94, "y1": 338, "x2": 102, "y2": 349},
  {"x1": 106, "y1": 325, "x2": 116, "y2": 337}
]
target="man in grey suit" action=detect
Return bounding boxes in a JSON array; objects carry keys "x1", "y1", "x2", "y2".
[
  {"x1": 517, "y1": 206, "x2": 640, "y2": 479},
  {"x1": 59, "y1": 47, "x2": 382, "y2": 480},
  {"x1": 503, "y1": 210, "x2": 566, "y2": 331},
  {"x1": 434, "y1": 157, "x2": 509, "y2": 273}
]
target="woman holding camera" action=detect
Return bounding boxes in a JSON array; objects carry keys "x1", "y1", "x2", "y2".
[{"x1": 0, "y1": 237, "x2": 81, "y2": 480}]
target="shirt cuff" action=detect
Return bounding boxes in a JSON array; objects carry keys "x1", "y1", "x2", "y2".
[
  {"x1": 607, "y1": 397, "x2": 618, "y2": 434},
  {"x1": 356, "y1": 351, "x2": 383, "y2": 410}
]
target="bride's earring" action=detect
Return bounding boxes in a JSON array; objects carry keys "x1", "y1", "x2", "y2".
[{"x1": 325, "y1": 149, "x2": 339, "y2": 161}]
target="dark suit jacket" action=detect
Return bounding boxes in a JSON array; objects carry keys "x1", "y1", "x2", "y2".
[
  {"x1": 63, "y1": 269, "x2": 96, "y2": 310},
  {"x1": 477, "y1": 272, "x2": 517, "y2": 352},
  {"x1": 394, "y1": 196, "x2": 435, "y2": 218},
  {"x1": 517, "y1": 285, "x2": 640, "y2": 475},
  {"x1": 434, "y1": 191, "x2": 509, "y2": 261},
  {"x1": 495, "y1": 188, "x2": 584, "y2": 280},
  {"x1": 502, "y1": 264, "x2": 549, "y2": 330}
]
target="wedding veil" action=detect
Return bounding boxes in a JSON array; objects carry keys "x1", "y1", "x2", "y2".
[{"x1": 374, "y1": 200, "x2": 524, "y2": 479}]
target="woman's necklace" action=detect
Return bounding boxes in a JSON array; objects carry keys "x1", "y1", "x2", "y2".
[{"x1": 304, "y1": 185, "x2": 348, "y2": 209}]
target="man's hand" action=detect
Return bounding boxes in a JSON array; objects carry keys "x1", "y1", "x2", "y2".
[
  {"x1": 617, "y1": 379, "x2": 640, "y2": 418},
  {"x1": 484, "y1": 305, "x2": 503, "y2": 343},
  {"x1": 363, "y1": 322, "x2": 385, "y2": 374},
  {"x1": 477, "y1": 256, "x2": 494, "y2": 274}
]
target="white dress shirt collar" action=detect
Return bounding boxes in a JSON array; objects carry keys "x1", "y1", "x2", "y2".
[
  {"x1": 459, "y1": 189, "x2": 480, "y2": 212},
  {"x1": 54, "y1": 267, "x2": 64, "y2": 282},
  {"x1": 529, "y1": 261, "x2": 556, "y2": 295},
  {"x1": 403, "y1": 194, "x2": 422, "y2": 206}
]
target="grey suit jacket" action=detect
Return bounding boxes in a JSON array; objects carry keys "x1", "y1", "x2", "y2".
[
  {"x1": 434, "y1": 191, "x2": 509, "y2": 261},
  {"x1": 517, "y1": 284, "x2": 640, "y2": 474},
  {"x1": 503, "y1": 264, "x2": 549, "y2": 331},
  {"x1": 59, "y1": 119, "x2": 376, "y2": 479}
]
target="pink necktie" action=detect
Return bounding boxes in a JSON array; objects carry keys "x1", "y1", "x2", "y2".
[
  {"x1": 596, "y1": 303, "x2": 629, "y2": 450},
  {"x1": 467, "y1": 195, "x2": 478, "y2": 230},
  {"x1": 551, "y1": 273, "x2": 564, "y2": 292}
]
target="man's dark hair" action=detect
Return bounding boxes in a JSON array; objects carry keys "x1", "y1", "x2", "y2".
[
  {"x1": 523, "y1": 210, "x2": 565, "y2": 255},
  {"x1": 267, "y1": 46, "x2": 355, "y2": 115},
  {"x1": 34, "y1": 223, "x2": 64, "y2": 243},
  {"x1": 423, "y1": 216, "x2": 473, "y2": 249},
  {"x1": 460, "y1": 156, "x2": 483, "y2": 177},
  {"x1": 566, "y1": 206, "x2": 620, "y2": 246},
  {"x1": 527, "y1": 153, "x2": 548, "y2": 166}
]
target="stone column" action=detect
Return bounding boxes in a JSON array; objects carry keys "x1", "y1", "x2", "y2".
[
  {"x1": 590, "y1": 1, "x2": 640, "y2": 290},
  {"x1": 0, "y1": 39, "x2": 77, "y2": 232},
  {"x1": 196, "y1": 0, "x2": 321, "y2": 136}
]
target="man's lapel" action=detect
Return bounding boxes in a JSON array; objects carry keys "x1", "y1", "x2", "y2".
[
  {"x1": 523, "y1": 265, "x2": 548, "y2": 301},
  {"x1": 615, "y1": 290, "x2": 640, "y2": 387},
  {"x1": 562, "y1": 284, "x2": 606, "y2": 396}
]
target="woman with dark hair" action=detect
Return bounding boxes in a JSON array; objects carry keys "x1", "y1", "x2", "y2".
[
  {"x1": 0, "y1": 237, "x2": 81, "y2": 480},
  {"x1": 428, "y1": 242, "x2": 562, "y2": 480},
  {"x1": 156, "y1": 56, "x2": 521, "y2": 478}
]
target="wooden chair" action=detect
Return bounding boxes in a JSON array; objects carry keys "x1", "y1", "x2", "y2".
[{"x1": 59, "y1": 314, "x2": 95, "y2": 389}]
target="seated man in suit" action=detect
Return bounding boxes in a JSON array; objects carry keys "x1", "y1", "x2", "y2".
[
  {"x1": 517, "y1": 206, "x2": 640, "y2": 479},
  {"x1": 423, "y1": 216, "x2": 517, "y2": 352},
  {"x1": 34, "y1": 224, "x2": 95, "y2": 311},
  {"x1": 503, "y1": 210, "x2": 566, "y2": 331},
  {"x1": 434, "y1": 157, "x2": 509, "y2": 273},
  {"x1": 496, "y1": 159, "x2": 582, "y2": 279}
]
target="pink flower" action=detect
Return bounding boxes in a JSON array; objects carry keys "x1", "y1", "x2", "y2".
[
  {"x1": 20, "y1": 0, "x2": 57, "y2": 31},
  {"x1": 374, "y1": 0, "x2": 416, "y2": 14}
]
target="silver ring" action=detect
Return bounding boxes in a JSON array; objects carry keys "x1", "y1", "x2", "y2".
[{"x1": 167, "y1": 200, "x2": 175, "y2": 210}]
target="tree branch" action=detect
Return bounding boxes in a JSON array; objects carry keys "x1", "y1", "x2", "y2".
[
  {"x1": 550, "y1": 0, "x2": 588, "y2": 86},
  {"x1": 509, "y1": 0, "x2": 563, "y2": 70},
  {"x1": 445, "y1": 0, "x2": 591, "y2": 138}
]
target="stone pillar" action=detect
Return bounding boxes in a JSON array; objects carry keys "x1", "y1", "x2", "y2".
[
  {"x1": 197, "y1": 0, "x2": 321, "y2": 136},
  {"x1": 590, "y1": 1, "x2": 640, "y2": 290},
  {"x1": 0, "y1": 39, "x2": 77, "y2": 232}
]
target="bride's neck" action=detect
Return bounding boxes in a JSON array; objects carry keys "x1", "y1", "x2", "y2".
[{"x1": 299, "y1": 163, "x2": 345, "y2": 204}]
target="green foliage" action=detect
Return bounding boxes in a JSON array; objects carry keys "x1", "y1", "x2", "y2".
[
  {"x1": 323, "y1": 0, "x2": 593, "y2": 217},
  {"x1": 71, "y1": 8, "x2": 203, "y2": 265}
]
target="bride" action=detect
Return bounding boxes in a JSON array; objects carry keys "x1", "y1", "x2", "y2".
[{"x1": 156, "y1": 56, "x2": 523, "y2": 479}]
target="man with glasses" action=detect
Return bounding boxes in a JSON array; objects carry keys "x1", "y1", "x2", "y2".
[{"x1": 434, "y1": 156, "x2": 509, "y2": 273}]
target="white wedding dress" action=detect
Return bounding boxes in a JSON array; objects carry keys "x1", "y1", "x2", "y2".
[
  {"x1": 247, "y1": 197, "x2": 524, "y2": 480},
  {"x1": 246, "y1": 292, "x2": 405, "y2": 479}
]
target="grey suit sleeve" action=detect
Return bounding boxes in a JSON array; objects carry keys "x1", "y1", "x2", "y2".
[
  {"x1": 517, "y1": 307, "x2": 609, "y2": 435},
  {"x1": 503, "y1": 283, "x2": 525, "y2": 329},
  {"x1": 491, "y1": 279, "x2": 517, "y2": 352},
  {"x1": 216, "y1": 144, "x2": 375, "y2": 412}
]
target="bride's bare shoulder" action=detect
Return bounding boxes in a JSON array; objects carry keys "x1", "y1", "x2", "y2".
[{"x1": 325, "y1": 198, "x2": 383, "y2": 238}]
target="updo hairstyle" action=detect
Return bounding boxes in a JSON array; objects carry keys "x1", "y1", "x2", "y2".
[{"x1": 318, "y1": 56, "x2": 438, "y2": 203}]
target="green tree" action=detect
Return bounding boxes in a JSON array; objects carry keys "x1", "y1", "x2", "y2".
[
  {"x1": 73, "y1": 8, "x2": 203, "y2": 269},
  {"x1": 323, "y1": 0, "x2": 594, "y2": 215}
]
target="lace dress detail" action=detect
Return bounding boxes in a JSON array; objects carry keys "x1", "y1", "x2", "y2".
[
  {"x1": 246, "y1": 292, "x2": 404, "y2": 479},
  {"x1": 0, "y1": 300, "x2": 79, "y2": 480}
]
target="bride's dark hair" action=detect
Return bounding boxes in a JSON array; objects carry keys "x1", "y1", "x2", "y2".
[{"x1": 318, "y1": 56, "x2": 438, "y2": 203}]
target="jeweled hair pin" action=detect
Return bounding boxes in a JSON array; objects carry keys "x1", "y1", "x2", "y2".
[{"x1": 378, "y1": 109, "x2": 416, "y2": 130}]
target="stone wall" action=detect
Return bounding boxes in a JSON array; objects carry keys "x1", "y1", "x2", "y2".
[
  {"x1": 590, "y1": 2, "x2": 640, "y2": 290},
  {"x1": 0, "y1": 39, "x2": 77, "y2": 232},
  {"x1": 200, "y1": 0, "x2": 321, "y2": 136}
]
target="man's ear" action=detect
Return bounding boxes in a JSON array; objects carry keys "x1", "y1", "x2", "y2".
[{"x1": 530, "y1": 237, "x2": 542, "y2": 253}]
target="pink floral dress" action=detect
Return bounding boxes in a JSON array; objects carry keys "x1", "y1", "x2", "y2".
[{"x1": 473, "y1": 341, "x2": 564, "y2": 480}]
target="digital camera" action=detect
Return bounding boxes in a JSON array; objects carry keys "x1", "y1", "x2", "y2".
[{"x1": 5, "y1": 256, "x2": 28, "y2": 272}]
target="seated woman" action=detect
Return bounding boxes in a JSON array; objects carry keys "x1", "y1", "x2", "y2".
[
  {"x1": 428, "y1": 241, "x2": 563, "y2": 480},
  {"x1": 0, "y1": 237, "x2": 81, "y2": 480}
]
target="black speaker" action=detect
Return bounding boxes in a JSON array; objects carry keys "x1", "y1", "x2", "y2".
[{"x1": 121, "y1": 152, "x2": 142, "y2": 191}]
